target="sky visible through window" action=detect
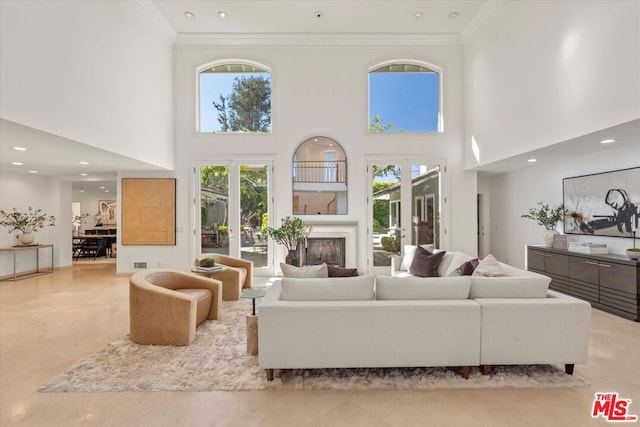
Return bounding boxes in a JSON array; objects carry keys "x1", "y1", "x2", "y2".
[
  {"x1": 369, "y1": 72, "x2": 439, "y2": 132},
  {"x1": 199, "y1": 72, "x2": 270, "y2": 133}
]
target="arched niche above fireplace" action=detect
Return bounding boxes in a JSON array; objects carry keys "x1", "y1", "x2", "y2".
[{"x1": 292, "y1": 136, "x2": 347, "y2": 215}]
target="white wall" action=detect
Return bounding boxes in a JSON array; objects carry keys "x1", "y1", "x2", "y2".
[
  {"x1": 168, "y1": 41, "x2": 478, "y2": 273},
  {"x1": 464, "y1": 0, "x2": 640, "y2": 169},
  {"x1": 0, "y1": 171, "x2": 71, "y2": 276},
  {"x1": 0, "y1": 0, "x2": 175, "y2": 169},
  {"x1": 481, "y1": 144, "x2": 639, "y2": 268}
]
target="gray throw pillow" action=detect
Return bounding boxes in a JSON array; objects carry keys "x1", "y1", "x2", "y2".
[
  {"x1": 409, "y1": 246, "x2": 446, "y2": 277},
  {"x1": 327, "y1": 265, "x2": 359, "y2": 277},
  {"x1": 280, "y1": 263, "x2": 328, "y2": 278},
  {"x1": 456, "y1": 258, "x2": 479, "y2": 276}
]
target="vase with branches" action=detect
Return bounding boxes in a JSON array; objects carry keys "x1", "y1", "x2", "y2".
[
  {"x1": 264, "y1": 216, "x2": 312, "y2": 265},
  {"x1": 521, "y1": 202, "x2": 567, "y2": 247},
  {"x1": 0, "y1": 207, "x2": 56, "y2": 245}
]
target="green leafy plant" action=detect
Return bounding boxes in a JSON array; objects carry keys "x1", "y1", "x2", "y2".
[
  {"x1": 381, "y1": 236, "x2": 400, "y2": 253},
  {"x1": 521, "y1": 202, "x2": 567, "y2": 230},
  {"x1": 264, "y1": 216, "x2": 311, "y2": 251},
  {"x1": 0, "y1": 207, "x2": 55, "y2": 234},
  {"x1": 199, "y1": 257, "x2": 216, "y2": 268}
]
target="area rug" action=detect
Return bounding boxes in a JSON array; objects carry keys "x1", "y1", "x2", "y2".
[{"x1": 40, "y1": 299, "x2": 588, "y2": 392}]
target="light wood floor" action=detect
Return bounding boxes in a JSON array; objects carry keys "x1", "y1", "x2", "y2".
[{"x1": 1, "y1": 263, "x2": 638, "y2": 427}]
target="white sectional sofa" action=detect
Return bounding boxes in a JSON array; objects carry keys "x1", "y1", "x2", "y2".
[{"x1": 257, "y1": 265, "x2": 592, "y2": 381}]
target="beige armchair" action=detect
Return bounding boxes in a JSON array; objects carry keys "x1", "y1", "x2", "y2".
[
  {"x1": 194, "y1": 255, "x2": 253, "y2": 301},
  {"x1": 129, "y1": 269, "x2": 222, "y2": 346}
]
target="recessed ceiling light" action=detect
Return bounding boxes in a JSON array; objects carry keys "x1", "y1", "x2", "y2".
[
  {"x1": 527, "y1": 158, "x2": 537, "y2": 163},
  {"x1": 80, "y1": 189, "x2": 85, "y2": 193},
  {"x1": 600, "y1": 139, "x2": 615, "y2": 144},
  {"x1": 448, "y1": 11, "x2": 460, "y2": 19},
  {"x1": 79, "y1": 161, "x2": 88, "y2": 165},
  {"x1": 12, "y1": 146, "x2": 27, "y2": 151},
  {"x1": 28, "y1": 170, "x2": 38, "y2": 174},
  {"x1": 313, "y1": 11, "x2": 323, "y2": 19},
  {"x1": 415, "y1": 12, "x2": 423, "y2": 19},
  {"x1": 218, "y1": 11, "x2": 228, "y2": 18},
  {"x1": 80, "y1": 173, "x2": 88, "y2": 176},
  {"x1": 184, "y1": 11, "x2": 194, "y2": 19},
  {"x1": 11, "y1": 162, "x2": 23, "y2": 166},
  {"x1": 105, "y1": 190, "x2": 110, "y2": 193},
  {"x1": 99, "y1": 186, "x2": 105, "y2": 189}
]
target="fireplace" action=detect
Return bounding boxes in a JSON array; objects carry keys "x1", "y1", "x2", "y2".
[
  {"x1": 305, "y1": 238, "x2": 346, "y2": 267},
  {"x1": 303, "y1": 222, "x2": 357, "y2": 268}
]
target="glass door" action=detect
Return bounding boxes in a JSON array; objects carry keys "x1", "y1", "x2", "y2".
[
  {"x1": 196, "y1": 160, "x2": 273, "y2": 276},
  {"x1": 368, "y1": 159, "x2": 441, "y2": 274}
]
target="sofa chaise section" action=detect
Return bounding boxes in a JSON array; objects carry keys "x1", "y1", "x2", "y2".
[{"x1": 476, "y1": 290, "x2": 591, "y2": 375}]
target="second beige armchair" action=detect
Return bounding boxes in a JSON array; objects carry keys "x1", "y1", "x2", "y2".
[{"x1": 195, "y1": 255, "x2": 253, "y2": 301}]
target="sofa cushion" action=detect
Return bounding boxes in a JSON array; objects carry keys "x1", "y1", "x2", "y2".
[
  {"x1": 401, "y1": 244, "x2": 435, "y2": 271},
  {"x1": 281, "y1": 275, "x2": 375, "y2": 301},
  {"x1": 280, "y1": 263, "x2": 328, "y2": 278},
  {"x1": 375, "y1": 276, "x2": 471, "y2": 300},
  {"x1": 409, "y1": 247, "x2": 446, "y2": 277},
  {"x1": 472, "y1": 254, "x2": 506, "y2": 277},
  {"x1": 327, "y1": 265, "x2": 359, "y2": 277}
]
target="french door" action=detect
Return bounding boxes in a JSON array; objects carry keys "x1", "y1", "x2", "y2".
[
  {"x1": 195, "y1": 159, "x2": 274, "y2": 276},
  {"x1": 367, "y1": 158, "x2": 443, "y2": 275}
]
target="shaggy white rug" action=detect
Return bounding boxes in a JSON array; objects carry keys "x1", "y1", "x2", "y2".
[{"x1": 40, "y1": 299, "x2": 588, "y2": 392}]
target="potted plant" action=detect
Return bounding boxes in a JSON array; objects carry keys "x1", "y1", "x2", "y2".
[
  {"x1": 0, "y1": 207, "x2": 56, "y2": 246},
  {"x1": 264, "y1": 216, "x2": 312, "y2": 266},
  {"x1": 521, "y1": 202, "x2": 567, "y2": 247}
]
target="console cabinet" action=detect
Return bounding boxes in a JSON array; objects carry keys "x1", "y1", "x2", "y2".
[{"x1": 527, "y1": 246, "x2": 639, "y2": 321}]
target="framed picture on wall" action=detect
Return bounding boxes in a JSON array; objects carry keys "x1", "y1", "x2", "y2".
[
  {"x1": 563, "y1": 167, "x2": 639, "y2": 238},
  {"x1": 97, "y1": 200, "x2": 117, "y2": 225},
  {"x1": 121, "y1": 178, "x2": 176, "y2": 245}
]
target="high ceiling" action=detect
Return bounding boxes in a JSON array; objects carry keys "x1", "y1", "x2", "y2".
[
  {"x1": 152, "y1": 0, "x2": 486, "y2": 35},
  {"x1": 1, "y1": 1, "x2": 635, "y2": 193}
]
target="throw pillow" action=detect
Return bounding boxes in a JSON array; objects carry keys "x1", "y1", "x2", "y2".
[
  {"x1": 409, "y1": 246, "x2": 446, "y2": 277},
  {"x1": 327, "y1": 265, "x2": 359, "y2": 277},
  {"x1": 472, "y1": 254, "x2": 506, "y2": 277},
  {"x1": 401, "y1": 244, "x2": 435, "y2": 271},
  {"x1": 280, "y1": 263, "x2": 328, "y2": 278},
  {"x1": 456, "y1": 258, "x2": 479, "y2": 276},
  {"x1": 443, "y1": 251, "x2": 474, "y2": 276}
]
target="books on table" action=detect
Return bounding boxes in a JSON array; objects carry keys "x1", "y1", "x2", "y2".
[
  {"x1": 192, "y1": 265, "x2": 224, "y2": 272},
  {"x1": 568, "y1": 242, "x2": 608, "y2": 254}
]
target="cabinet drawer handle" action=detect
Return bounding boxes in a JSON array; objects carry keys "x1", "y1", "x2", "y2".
[
  {"x1": 585, "y1": 261, "x2": 599, "y2": 266},
  {"x1": 599, "y1": 263, "x2": 612, "y2": 268}
]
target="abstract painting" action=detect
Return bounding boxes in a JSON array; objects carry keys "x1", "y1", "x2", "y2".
[
  {"x1": 563, "y1": 167, "x2": 639, "y2": 237},
  {"x1": 121, "y1": 178, "x2": 176, "y2": 245}
]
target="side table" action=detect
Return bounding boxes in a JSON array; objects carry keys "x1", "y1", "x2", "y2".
[{"x1": 241, "y1": 289, "x2": 266, "y2": 355}]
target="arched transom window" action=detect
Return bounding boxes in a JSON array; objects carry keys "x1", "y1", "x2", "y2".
[
  {"x1": 368, "y1": 62, "x2": 441, "y2": 133},
  {"x1": 198, "y1": 62, "x2": 271, "y2": 133}
]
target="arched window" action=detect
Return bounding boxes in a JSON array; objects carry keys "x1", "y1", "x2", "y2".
[
  {"x1": 293, "y1": 136, "x2": 347, "y2": 215},
  {"x1": 368, "y1": 61, "x2": 441, "y2": 133},
  {"x1": 197, "y1": 61, "x2": 271, "y2": 133}
]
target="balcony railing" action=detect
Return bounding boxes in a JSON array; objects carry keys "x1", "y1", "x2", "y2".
[{"x1": 293, "y1": 161, "x2": 346, "y2": 183}]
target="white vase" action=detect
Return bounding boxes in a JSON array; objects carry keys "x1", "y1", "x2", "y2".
[
  {"x1": 626, "y1": 250, "x2": 640, "y2": 260},
  {"x1": 19, "y1": 232, "x2": 35, "y2": 246},
  {"x1": 543, "y1": 230, "x2": 559, "y2": 247}
]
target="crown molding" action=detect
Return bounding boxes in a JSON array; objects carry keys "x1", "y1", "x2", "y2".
[
  {"x1": 175, "y1": 32, "x2": 463, "y2": 48},
  {"x1": 135, "y1": 0, "x2": 177, "y2": 45}
]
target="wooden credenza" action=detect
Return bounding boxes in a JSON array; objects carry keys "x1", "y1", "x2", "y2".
[{"x1": 527, "y1": 246, "x2": 639, "y2": 321}]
